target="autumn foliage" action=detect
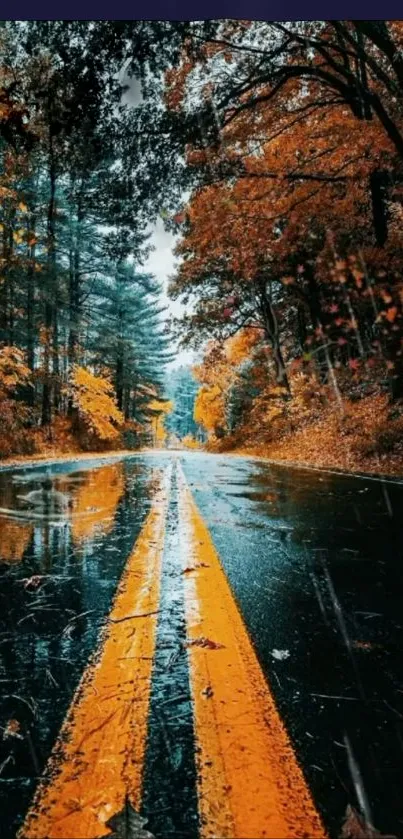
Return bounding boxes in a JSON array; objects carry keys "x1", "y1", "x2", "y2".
[
  {"x1": 70, "y1": 366, "x2": 124, "y2": 444},
  {"x1": 0, "y1": 346, "x2": 33, "y2": 457},
  {"x1": 159, "y1": 21, "x2": 403, "y2": 471}
]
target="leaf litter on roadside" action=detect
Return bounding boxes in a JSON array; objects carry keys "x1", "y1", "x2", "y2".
[{"x1": 105, "y1": 796, "x2": 155, "y2": 839}]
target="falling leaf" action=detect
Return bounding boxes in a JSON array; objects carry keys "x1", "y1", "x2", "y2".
[
  {"x1": 3, "y1": 719, "x2": 23, "y2": 740},
  {"x1": 105, "y1": 797, "x2": 155, "y2": 839},
  {"x1": 385, "y1": 307, "x2": 398, "y2": 323},
  {"x1": 352, "y1": 270, "x2": 365, "y2": 288},
  {"x1": 185, "y1": 636, "x2": 225, "y2": 650},
  {"x1": 339, "y1": 804, "x2": 397, "y2": 839}
]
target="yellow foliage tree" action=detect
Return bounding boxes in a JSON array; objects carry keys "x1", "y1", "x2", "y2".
[
  {"x1": 194, "y1": 384, "x2": 226, "y2": 438},
  {"x1": 0, "y1": 345, "x2": 32, "y2": 457},
  {"x1": 70, "y1": 366, "x2": 124, "y2": 442},
  {"x1": 148, "y1": 398, "x2": 173, "y2": 446},
  {"x1": 181, "y1": 434, "x2": 201, "y2": 449},
  {"x1": 0, "y1": 345, "x2": 31, "y2": 395}
]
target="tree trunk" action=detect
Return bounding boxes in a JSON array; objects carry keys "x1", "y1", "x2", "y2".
[
  {"x1": 257, "y1": 280, "x2": 290, "y2": 393},
  {"x1": 116, "y1": 354, "x2": 124, "y2": 411},
  {"x1": 26, "y1": 216, "x2": 36, "y2": 375},
  {"x1": 68, "y1": 192, "x2": 84, "y2": 389},
  {"x1": 42, "y1": 141, "x2": 57, "y2": 428},
  {"x1": 304, "y1": 264, "x2": 328, "y2": 382},
  {"x1": 7, "y1": 222, "x2": 14, "y2": 346},
  {"x1": 370, "y1": 169, "x2": 389, "y2": 246}
]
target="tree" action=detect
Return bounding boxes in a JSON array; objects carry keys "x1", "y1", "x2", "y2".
[{"x1": 69, "y1": 365, "x2": 124, "y2": 443}]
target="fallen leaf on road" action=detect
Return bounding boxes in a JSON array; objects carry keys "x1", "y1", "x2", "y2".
[
  {"x1": 339, "y1": 805, "x2": 397, "y2": 839},
  {"x1": 105, "y1": 796, "x2": 155, "y2": 838},
  {"x1": 351, "y1": 641, "x2": 376, "y2": 651},
  {"x1": 181, "y1": 563, "x2": 209, "y2": 574},
  {"x1": 185, "y1": 636, "x2": 225, "y2": 650},
  {"x1": 3, "y1": 719, "x2": 23, "y2": 740},
  {"x1": 202, "y1": 685, "x2": 214, "y2": 699},
  {"x1": 271, "y1": 649, "x2": 290, "y2": 661},
  {"x1": 22, "y1": 575, "x2": 44, "y2": 590}
]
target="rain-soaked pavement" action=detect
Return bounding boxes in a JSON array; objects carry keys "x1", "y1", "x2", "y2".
[{"x1": 0, "y1": 451, "x2": 402, "y2": 839}]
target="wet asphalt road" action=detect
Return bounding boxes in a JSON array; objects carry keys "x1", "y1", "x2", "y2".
[{"x1": 0, "y1": 451, "x2": 402, "y2": 839}]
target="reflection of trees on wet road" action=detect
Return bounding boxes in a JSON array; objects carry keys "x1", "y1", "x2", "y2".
[{"x1": 0, "y1": 456, "x2": 162, "y2": 839}]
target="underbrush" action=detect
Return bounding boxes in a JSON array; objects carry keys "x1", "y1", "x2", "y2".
[{"x1": 210, "y1": 390, "x2": 403, "y2": 477}]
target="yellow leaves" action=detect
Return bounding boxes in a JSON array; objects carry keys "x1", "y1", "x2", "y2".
[
  {"x1": 194, "y1": 384, "x2": 226, "y2": 435},
  {"x1": 18, "y1": 202, "x2": 28, "y2": 213},
  {"x1": 0, "y1": 345, "x2": 31, "y2": 394},
  {"x1": 0, "y1": 186, "x2": 15, "y2": 199},
  {"x1": 225, "y1": 329, "x2": 256, "y2": 365},
  {"x1": 181, "y1": 434, "x2": 201, "y2": 449},
  {"x1": 70, "y1": 366, "x2": 124, "y2": 441},
  {"x1": 148, "y1": 398, "x2": 172, "y2": 445},
  {"x1": 12, "y1": 229, "x2": 25, "y2": 245},
  {"x1": 148, "y1": 398, "x2": 173, "y2": 414}
]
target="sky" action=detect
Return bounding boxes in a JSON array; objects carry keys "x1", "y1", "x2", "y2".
[
  {"x1": 121, "y1": 69, "x2": 195, "y2": 371},
  {"x1": 143, "y1": 218, "x2": 195, "y2": 370}
]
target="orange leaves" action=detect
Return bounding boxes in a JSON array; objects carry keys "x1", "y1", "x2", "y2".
[{"x1": 385, "y1": 306, "x2": 398, "y2": 323}]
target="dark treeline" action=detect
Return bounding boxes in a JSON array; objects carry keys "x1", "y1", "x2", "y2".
[{"x1": 0, "y1": 21, "x2": 177, "y2": 453}]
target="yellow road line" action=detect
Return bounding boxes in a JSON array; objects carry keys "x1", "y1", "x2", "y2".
[
  {"x1": 20, "y1": 468, "x2": 170, "y2": 839},
  {"x1": 177, "y1": 464, "x2": 327, "y2": 839}
]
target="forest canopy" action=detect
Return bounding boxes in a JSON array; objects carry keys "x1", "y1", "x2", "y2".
[
  {"x1": 2, "y1": 20, "x2": 403, "y2": 468},
  {"x1": 152, "y1": 20, "x2": 403, "y2": 469}
]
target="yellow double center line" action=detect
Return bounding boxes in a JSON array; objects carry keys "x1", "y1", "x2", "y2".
[
  {"x1": 20, "y1": 466, "x2": 170, "y2": 839},
  {"x1": 20, "y1": 460, "x2": 326, "y2": 839}
]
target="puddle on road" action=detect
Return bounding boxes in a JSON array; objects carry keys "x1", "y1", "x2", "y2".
[{"x1": 0, "y1": 457, "x2": 161, "y2": 839}]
